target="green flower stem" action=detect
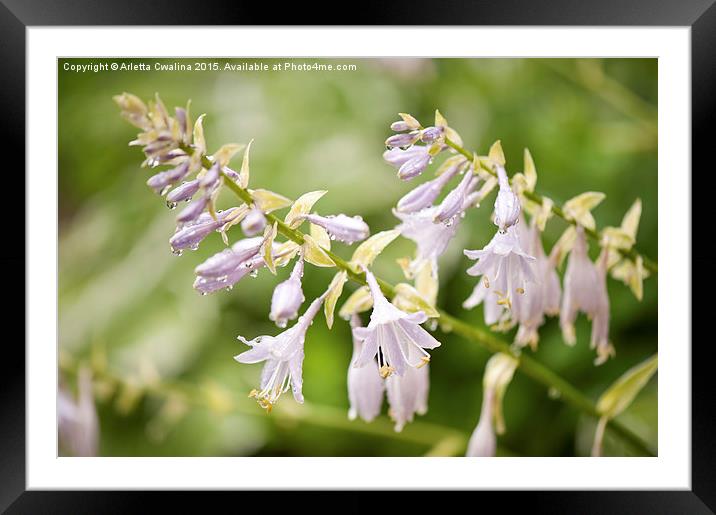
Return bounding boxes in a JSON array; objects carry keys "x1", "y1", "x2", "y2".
[
  {"x1": 443, "y1": 138, "x2": 658, "y2": 274},
  {"x1": 190, "y1": 146, "x2": 655, "y2": 456}
]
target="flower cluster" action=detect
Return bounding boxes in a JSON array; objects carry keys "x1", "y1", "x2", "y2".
[{"x1": 117, "y1": 95, "x2": 652, "y2": 450}]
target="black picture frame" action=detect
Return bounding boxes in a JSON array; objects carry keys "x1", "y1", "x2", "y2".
[{"x1": 3, "y1": 1, "x2": 708, "y2": 512}]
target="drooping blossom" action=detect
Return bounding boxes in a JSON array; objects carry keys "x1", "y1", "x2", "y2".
[
  {"x1": 347, "y1": 315, "x2": 384, "y2": 423},
  {"x1": 235, "y1": 293, "x2": 326, "y2": 411},
  {"x1": 58, "y1": 367, "x2": 99, "y2": 457},
  {"x1": 560, "y1": 227, "x2": 613, "y2": 365},
  {"x1": 166, "y1": 179, "x2": 201, "y2": 204},
  {"x1": 385, "y1": 363, "x2": 430, "y2": 432},
  {"x1": 146, "y1": 161, "x2": 191, "y2": 195},
  {"x1": 383, "y1": 146, "x2": 432, "y2": 180},
  {"x1": 269, "y1": 257, "x2": 305, "y2": 328},
  {"x1": 463, "y1": 227, "x2": 536, "y2": 310},
  {"x1": 301, "y1": 213, "x2": 370, "y2": 244},
  {"x1": 466, "y1": 388, "x2": 496, "y2": 457},
  {"x1": 394, "y1": 205, "x2": 460, "y2": 276},
  {"x1": 493, "y1": 164, "x2": 521, "y2": 232},
  {"x1": 352, "y1": 267, "x2": 441, "y2": 378},
  {"x1": 466, "y1": 353, "x2": 517, "y2": 457},
  {"x1": 512, "y1": 220, "x2": 562, "y2": 349}
]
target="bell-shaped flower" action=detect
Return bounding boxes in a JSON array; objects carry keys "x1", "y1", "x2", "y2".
[
  {"x1": 241, "y1": 207, "x2": 267, "y2": 236},
  {"x1": 58, "y1": 367, "x2": 99, "y2": 457},
  {"x1": 352, "y1": 268, "x2": 441, "y2": 378},
  {"x1": 269, "y1": 257, "x2": 305, "y2": 328},
  {"x1": 512, "y1": 221, "x2": 562, "y2": 349},
  {"x1": 383, "y1": 146, "x2": 432, "y2": 180},
  {"x1": 347, "y1": 315, "x2": 385, "y2": 423},
  {"x1": 462, "y1": 278, "x2": 508, "y2": 327},
  {"x1": 560, "y1": 227, "x2": 613, "y2": 365},
  {"x1": 464, "y1": 226, "x2": 536, "y2": 310},
  {"x1": 386, "y1": 363, "x2": 430, "y2": 432},
  {"x1": 493, "y1": 165, "x2": 521, "y2": 232},
  {"x1": 394, "y1": 205, "x2": 461, "y2": 275},
  {"x1": 396, "y1": 160, "x2": 462, "y2": 213},
  {"x1": 302, "y1": 213, "x2": 370, "y2": 244},
  {"x1": 235, "y1": 293, "x2": 326, "y2": 411},
  {"x1": 176, "y1": 195, "x2": 209, "y2": 224}
]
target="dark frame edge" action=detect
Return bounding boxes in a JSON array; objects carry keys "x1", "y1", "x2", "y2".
[{"x1": 4, "y1": 0, "x2": 712, "y2": 512}]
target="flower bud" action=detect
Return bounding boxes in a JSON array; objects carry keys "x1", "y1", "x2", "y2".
[
  {"x1": 385, "y1": 132, "x2": 419, "y2": 148},
  {"x1": 397, "y1": 151, "x2": 432, "y2": 180},
  {"x1": 419, "y1": 126, "x2": 444, "y2": 143},
  {"x1": 303, "y1": 213, "x2": 370, "y2": 244},
  {"x1": 194, "y1": 236, "x2": 264, "y2": 278},
  {"x1": 493, "y1": 165, "x2": 521, "y2": 232},
  {"x1": 176, "y1": 195, "x2": 208, "y2": 224},
  {"x1": 434, "y1": 170, "x2": 476, "y2": 223},
  {"x1": 200, "y1": 162, "x2": 220, "y2": 189},
  {"x1": 146, "y1": 161, "x2": 191, "y2": 194},
  {"x1": 269, "y1": 258, "x2": 305, "y2": 328},
  {"x1": 390, "y1": 120, "x2": 410, "y2": 132},
  {"x1": 166, "y1": 179, "x2": 200, "y2": 203},
  {"x1": 241, "y1": 207, "x2": 267, "y2": 236},
  {"x1": 396, "y1": 163, "x2": 461, "y2": 213}
]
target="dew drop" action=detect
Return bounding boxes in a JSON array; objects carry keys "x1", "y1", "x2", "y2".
[
  {"x1": 171, "y1": 247, "x2": 183, "y2": 256},
  {"x1": 249, "y1": 270, "x2": 259, "y2": 278},
  {"x1": 166, "y1": 201, "x2": 178, "y2": 210},
  {"x1": 225, "y1": 285, "x2": 234, "y2": 292},
  {"x1": 276, "y1": 319, "x2": 287, "y2": 329},
  {"x1": 190, "y1": 243, "x2": 199, "y2": 251}
]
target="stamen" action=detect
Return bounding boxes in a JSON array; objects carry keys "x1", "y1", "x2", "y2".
[
  {"x1": 516, "y1": 287, "x2": 525, "y2": 295},
  {"x1": 483, "y1": 276, "x2": 490, "y2": 288},
  {"x1": 379, "y1": 365, "x2": 395, "y2": 378},
  {"x1": 416, "y1": 356, "x2": 430, "y2": 368}
]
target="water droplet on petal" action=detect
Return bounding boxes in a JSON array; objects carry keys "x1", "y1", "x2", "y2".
[
  {"x1": 249, "y1": 270, "x2": 258, "y2": 278},
  {"x1": 276, "y1": 319, "x2": 287, "y2": 329},
  {"x1": 166, "y1": 201, "x2": 178, "y2": 209},
  {"x1": 190, "y1": 243, "x2": 199, "y2": 251}
]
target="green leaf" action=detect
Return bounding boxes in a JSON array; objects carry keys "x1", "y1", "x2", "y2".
[{"x1": 597, "y1": 354, "x2": 658, "y2": 419}]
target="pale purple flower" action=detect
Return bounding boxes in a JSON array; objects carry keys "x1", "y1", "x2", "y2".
[
  {"x1": 352, "y1": 268, "x2": 441, "y2": 377},
  {"x1": 419, "y1": 126, "x2": 444, "y2": 144},
  {"x1": 466, "y1": 388, "x2": 496, "y2": 457},
  {"x1": 347, "y1": 315, "x2": 385, "y2": 422},
  {"x1": 385, "y1": 132, "x2": 420, "y2": 148},
  {"x1": 386, "y1": 363, "x2": 430, "y2": 432},
  {"x1": 493, "y1": 165, "x2": 521, "y2": 232},
  {"x1": 394, "y1": 205, "x2": 461, "y2": 276},
  {"x1": 269, "y1": 257, "x2": 305, "y2": 328},
  {"x1": 176, "y1": 195, "x2": 209, "y2": 224},
  {"x1": 462, "y1": 279, "x2": 507, "y2": 326},
  {"x1": 146, "y1": 161, "x2": 191, "y2": 195},
  {"x1": 241, "y1": 207, "x2": 267, "y2": 236},
  {"x1": 512, "y1": 220, "x2": 562, "y2": 349},
  {"x1": 383, "y1": 146, "x2": 432, "y2": 180},
  {"x1": 170, "y1": 208, "x2": 241, "y2": 253},
  {"x1": 166, "y1": 179, "x2": 200, "y2": 204},
  {"x1": 194, "y1": 236, "x2": 264, "y2": 277},
  {"x1": 433, "y1": 169, "x2": 478, "y2": 224},
  {"x1": 199, "y1": 162, "x2": 220, "y2": 189},
  {"x1": 390, "y1": 120, "x2": 410, "y2": 132},
  {"x1": 464, "y1": 227, "x2": 536, "y2": 310},
  {"x1": 58, "y1": 367, "x2": 99, "y2": 457},
  {"x1": 193, "y1": 254, "x2": 265, "y2": 294},
  {"x1": 560, "y1": 227, "x2": 613, "y2": 364},
  {"x1": 302, "y1": 213, "x2": 370, "y2": 244},
  {"x1": 396, "y1": 158, "x2": 463, "y2": 213},
  {"x1": 235, "y1": 294, "x2": 326, "y2": 411}
]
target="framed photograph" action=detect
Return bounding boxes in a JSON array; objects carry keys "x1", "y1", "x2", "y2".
[{"x1": 4, "y1": 0, "x2": 709, "y2": 511}]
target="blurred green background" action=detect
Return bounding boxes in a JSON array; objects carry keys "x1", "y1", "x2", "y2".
[{"x1": 58, "y1": 58, "x2": 657, "y2": 457}]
